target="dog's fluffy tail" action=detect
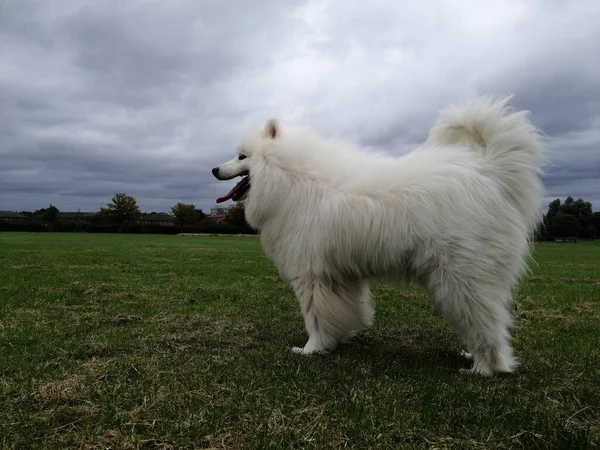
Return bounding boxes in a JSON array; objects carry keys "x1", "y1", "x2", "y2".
[{"x1": 427, "y1": 95, "x2": 544, "y2": 234}]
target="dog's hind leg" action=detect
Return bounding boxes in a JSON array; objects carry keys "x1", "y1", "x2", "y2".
[
  {"x1": 341, "y1": 280, "x2": 374, "y2": 343},
  {"x1": 291, "y1": 277, "x2": 373, "y2": 355},
  {"x1": 429, "y1": 272, "x2": 518, "y2": 375}
]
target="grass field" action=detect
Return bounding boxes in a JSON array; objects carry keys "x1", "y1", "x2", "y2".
[{"x1": 0, "y1": 233, "x2": 599, "y2": 449}]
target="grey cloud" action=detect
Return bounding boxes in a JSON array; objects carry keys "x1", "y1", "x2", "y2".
[{"x1": 0, "y1": 0, "x2": 599, "y2": 214}]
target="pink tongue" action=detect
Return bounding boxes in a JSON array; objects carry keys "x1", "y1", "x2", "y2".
[
  {"x1": 216, "y1": 177, "x2": 247, "y2": 203},
  {"x1": 216, "y1": 186, "x2": 237, "y2": 204}
]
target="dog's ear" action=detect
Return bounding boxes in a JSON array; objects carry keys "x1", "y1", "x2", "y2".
[{"x1": 264, "y1": 118, "x2": 279, "y2": 140}]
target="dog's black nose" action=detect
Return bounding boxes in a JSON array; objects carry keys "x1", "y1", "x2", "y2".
[{"x1": 212, "y1": 167, "x2": 220, "y2": 178}]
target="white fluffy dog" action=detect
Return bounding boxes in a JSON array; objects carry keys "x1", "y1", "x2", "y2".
[{"x1": 212, "y1": 96, "x2": 543, "y2": 375}]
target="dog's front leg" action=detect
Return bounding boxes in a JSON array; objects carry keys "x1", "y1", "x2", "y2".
[
  {"x1": 290, "y1": 276, "x2": 341, "y2": 355},
  {"x1": 290, "y1": 276, "x2": 374, "y2": 355}
]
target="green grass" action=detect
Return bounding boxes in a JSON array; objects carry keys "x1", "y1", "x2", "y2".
[{"x1": 0, "y1": 233, "x2": 599, "y2": 449}]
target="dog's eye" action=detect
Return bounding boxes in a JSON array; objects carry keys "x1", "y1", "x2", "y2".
[{"x1": 238, "y1": 154, "x2": 247, "y2": 160}]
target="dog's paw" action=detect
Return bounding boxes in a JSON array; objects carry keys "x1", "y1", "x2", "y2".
[
  {"x1": 459, "y1": 366, "x2": 492, "y2": 376},
  {"x1": 340, "y1": 330, "x2": 358, "y2": 344},
  {"x1": 291, "y1": 346, "x2": 329, "y2": 355}
]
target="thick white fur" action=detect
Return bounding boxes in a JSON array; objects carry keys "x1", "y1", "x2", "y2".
[{"x1": 215, "y1": 96, "x2": 544, "y2": 375}]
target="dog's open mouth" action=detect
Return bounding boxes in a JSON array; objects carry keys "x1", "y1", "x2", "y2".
[{"x1": 216, "y1": 174, "x2": 250, "y2": 203}]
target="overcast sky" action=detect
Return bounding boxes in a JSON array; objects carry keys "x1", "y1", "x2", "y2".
[{"x1": 1, "y1": 0, "x2": 599, "y2": 214}]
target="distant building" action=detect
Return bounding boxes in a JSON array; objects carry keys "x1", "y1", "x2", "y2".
[
  {"x1": 207, "y1": 205, "x2": 235, "y2": 224},
  {"x1": 210, "y1": 206, "x2": 230, "y2": 216},
  {"x1": 0, "y1": 211, "x2": 27, "y2": 222}
]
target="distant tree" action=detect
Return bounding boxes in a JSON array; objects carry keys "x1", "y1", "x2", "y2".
[
  {"x1": 550, "y1": 212, "x2": 579, "y2": 241},
  {"x1": 534, "y1": 218, "x2": 552, "y2": 242},
  {"x1": 193, "y1": 208, "x2": 206, "y2": 224},
  {"x1": 560, "y1": 197, "x2": 593, "y2": 238},
  {"x1": 591, "y1": 212, "x2": 600, "y2": 240},
  {"x1": 100, "y1": 193, "x2": 141, "y2": 232},
  {"x1": 543, "y1": 197, "x2": 596, "y2": 240},
  {"x1": 225, "y1": 204, "x2": 254, "y2": 234},
  {"x1": 546, "y1": 199, "x2": 561, "y2": 223},
  {"x1": 42, "y1": 204, "x2": 60, "y2": 232},
  {"x1": 170, "y1": 203, "x2": 201, "y2": 233},
  {"x1": 541, "y1": 199, "x2": 562, "y2": 241}
]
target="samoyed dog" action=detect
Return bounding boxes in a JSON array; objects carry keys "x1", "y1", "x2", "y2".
[{"x1": 212, "y1": 96, "x2": 543, "y2": 375}]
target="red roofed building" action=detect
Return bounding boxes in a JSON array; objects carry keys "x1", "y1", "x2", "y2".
[{"x1": 207, "y1": 205, "x2": 234, "y2": 223}]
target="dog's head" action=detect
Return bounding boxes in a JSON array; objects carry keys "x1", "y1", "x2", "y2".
[{"x1": 212, "y1": 119, "x2": 280, "y2": 204}]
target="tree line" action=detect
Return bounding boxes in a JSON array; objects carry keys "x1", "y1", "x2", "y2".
[
  {"x1": 537, "y1": 196, "x2": 600, "y2": 241},
  {"x1": 1, "y1": 193, "x2": 256, "y2": 235}
]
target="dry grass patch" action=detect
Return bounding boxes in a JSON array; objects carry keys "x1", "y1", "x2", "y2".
[
  {"x1": 149, "y1": 316, "x2": 257, "y2": 363},
  {"x1": 425, "y1": 435, "x2": 496, "y2": 450},
  {"x1": 76, "y1": 340, "x2": 129, "y2": 360},
  {"x1": 528, "y1": 275, "x2": 600, "y2": 285},
  {"x1": 81, "y1": 357, "x2": 113, "y2": 376},
  {"x1": 156, "y1": 272, "x2": 181, "y2": 278},
  {"x1": 35, "y1": 376, "x2": 86, "y2": 405},
  {"x1": 0, "y1": 317, "x2": 16, "y2": 332},
  {"x1": 85, "y1": 430, "x2": 175, "y2": 450},
  {"x1": 524, "y1": 308, "x2": 576, "y2": 322},
  {"x1": 7, "y1": 264, "x2": 54, "y2": 270},
  {"x1": 7, "y1": 264, "x2": 118, "y2": 270},
  {"x1": 573, "y1": 302, "x2": 600, "y2": 316},
  {"x1": 85, "y1": 429, "x2": 129, "y2": 450},
  {"x1": 197, "y1": 432, "x2": 244, "y2": 450},
  {"x1": 110, "y1": 315, "x2": 142, "y2": 326},
  {"x1": 49, "y1": 405, "x2": 94, "y2": 429}
]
